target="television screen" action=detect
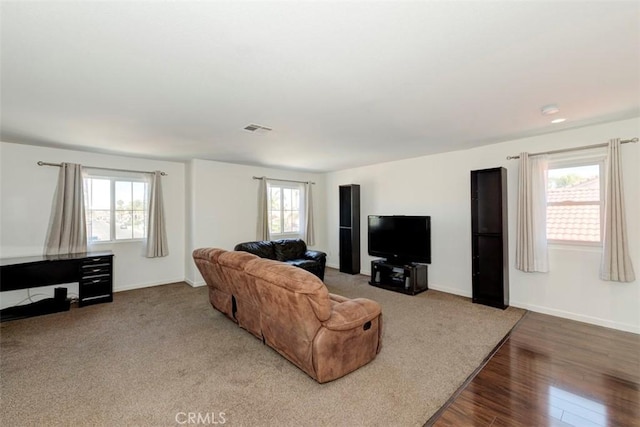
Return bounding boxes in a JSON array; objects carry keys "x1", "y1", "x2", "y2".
[{"x1": 368, "y1": 215, "x2": 431, "y2": 264}]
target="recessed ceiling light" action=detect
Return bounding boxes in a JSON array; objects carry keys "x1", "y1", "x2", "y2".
[
  {"x1": 551, "y1": 118, "x2": 566, "y2": 124},
  {"x1": 541, "y1": 104, "x2": 560, "y2": 115}
]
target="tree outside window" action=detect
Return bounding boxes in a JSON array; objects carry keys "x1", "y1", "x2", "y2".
[
  {"x1": 85, "y1": 176, "x2": 148, "y2": 243},
  {"x1": 268, "y1": 183, "x2": 302, "y2": 237}
]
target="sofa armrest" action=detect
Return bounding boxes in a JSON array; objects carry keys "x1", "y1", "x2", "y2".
[
  {"x1": 329, "y1": 293, "x2": 349, "y2": 304},
  {"x1": 305, "y1": 250, "x2": 326, "y2": 262},
  {"x1": 322, "y1": 298, "x2": 381, "y2": 331}
]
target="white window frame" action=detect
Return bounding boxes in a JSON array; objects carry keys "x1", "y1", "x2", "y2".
[
  {"x1": 85, "y1": 173, "x2": 149, "y2": 244},
  {"x1": 267, "y1": 181, "x2": 305, "y2": 240},
  {"x1": 546, "y1": 156, "x2": 604, "y2": 247}
]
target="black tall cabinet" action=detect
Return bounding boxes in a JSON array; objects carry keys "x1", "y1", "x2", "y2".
[
  {"x1": 339, "y1": 184, "x2": 360, "y2": 274},
  {"x1": 471, "y1": 168, "x2": 509, "y2": 309}
]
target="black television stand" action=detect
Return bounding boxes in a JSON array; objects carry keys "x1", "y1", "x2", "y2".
[{"x1": 369, "y1": 259, "x2": 428, "y2": 295}]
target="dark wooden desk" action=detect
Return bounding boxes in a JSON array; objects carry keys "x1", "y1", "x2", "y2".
[{"x1": 0, "y1": 251, "x2": 114, "y2": 310}]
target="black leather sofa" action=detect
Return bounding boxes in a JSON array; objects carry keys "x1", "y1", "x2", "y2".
[{"x1": 233, "y1": 239, "x2": 327, "y2": 280}]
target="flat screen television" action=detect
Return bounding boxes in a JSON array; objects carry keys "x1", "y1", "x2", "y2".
[{"x1": 368, "y1": 215, "x2": 431, "y2": 264}]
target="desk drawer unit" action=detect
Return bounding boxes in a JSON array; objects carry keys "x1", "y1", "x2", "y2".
[{"x1": 79, "y1": 255, "x2": 114, "y2": 307}]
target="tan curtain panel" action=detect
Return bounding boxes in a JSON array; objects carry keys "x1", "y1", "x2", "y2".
[
  {"x1": 44, "y1": 162, "x2": 87, "y2": 255},
  {"x1": 515, "y1": 153, "x2": 549, "y2": 272},
  {"x1": 601, "y1": 139, "x2": 635, "y2": 282},
  {"x1": 304, "y1": 182, "x2": 315, "y2": 246},
  {"x1": 145, "y1": 171, "x2": 169, "y2": 258},
  {"x1": 256, "y1": 177, "x2": 270, "y2": 241}
]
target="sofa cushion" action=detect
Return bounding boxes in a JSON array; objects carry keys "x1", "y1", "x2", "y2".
[
  {"x1": 245, "y1": 258, "x2": 331, "y2": 322},
  {"x1": 234, "y1": 241, "x2": 277, "y2": 260},
  {"x1": 274, "y1": 239, "x2": 307, "y2": 261},
  {"x1": 218, "y1": 251, "x2": 260, "y2": 270}
]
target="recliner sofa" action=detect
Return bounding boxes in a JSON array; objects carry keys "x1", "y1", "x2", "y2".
[
  {"x1": 234, "y1": 239, "x2": 326, "y2": 280},
  {"x1": 192, "y1": 248, "x2": 382, "y2": 383}
]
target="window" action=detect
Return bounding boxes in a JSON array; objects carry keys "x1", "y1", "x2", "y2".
[
  {"x1": 548, "y1": 386, "x2": 607, "y2": 426},
  {"x1": 267, "y1": 182, "x2": 303, "y2": 237},
  {"x1": 546, "y1": 160, "x2": 603, "y2": 243},
  {"x1": 85, "y1": 175, "x2": 148, "y2": 242}
]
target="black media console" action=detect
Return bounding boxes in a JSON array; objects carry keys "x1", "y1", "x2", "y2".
[
  {"x1": 369, "y1": 259, "x2": 428, "y2": 295},
  {"x1": 0, "y1": 251, "x2": 114, "y2": 321}
]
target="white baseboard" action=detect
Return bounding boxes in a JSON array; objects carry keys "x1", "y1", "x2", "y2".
[
  {"x1": 113, "y1": 278, "x2": 187, "y2": 293},
  {"x1": 327, "y1": 266, "x2": 638, "y2": 334},
  {"x1": 428, "y1": 284, "x2": 472, "y2": 299},
  {"x1": 510, "y1": 300, "x2": 640, "y2": 334},
  {"x1": 185, "y1": 278, "x2": 206, "y2": 287},
  {"x1": 326, "y1": 264, "x2": 373, "y2": 276},
  {"x1": 328, "y1": 265, "x2": 473, "y2": 298}
]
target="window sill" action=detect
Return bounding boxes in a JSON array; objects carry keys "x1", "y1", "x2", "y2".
[
  {"x1": 89, "y1": 239, "x2": 145, "y2": 246},
  {"x1": 548, "y1": 240, "x2": 602, "y2": 253},
  {"x1": 270, "y1": 233, "x2": 302, "y2": 240}
]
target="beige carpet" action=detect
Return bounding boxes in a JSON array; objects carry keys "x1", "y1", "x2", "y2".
[{"x1": 1, "y1": 269, "x2": 524, "y2": 426}]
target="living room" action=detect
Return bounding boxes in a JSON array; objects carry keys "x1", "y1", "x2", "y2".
[
  {"x1": 3, "y1": 117, "x2": 639, "y2": 334},
  {"x1": 0, "y1": 2, "x2": 640, "y2": 424}
]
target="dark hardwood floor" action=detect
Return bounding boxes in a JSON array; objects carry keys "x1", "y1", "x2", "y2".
[{"x1": 430, "y1": 311, "x2": 640, "y2": 427}]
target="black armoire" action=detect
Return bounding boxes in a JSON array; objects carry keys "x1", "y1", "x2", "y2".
[
  {"x1": 471, "y1": 168, "x2": 509, "y2": 309},
  {"x1": 339, "y1": 184, "x2": 360, "y2": 274}
]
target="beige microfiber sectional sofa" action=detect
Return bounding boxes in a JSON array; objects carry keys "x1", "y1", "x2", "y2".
[{"x1": 193, "y1": 248, "x2": 382, "y2": 383}]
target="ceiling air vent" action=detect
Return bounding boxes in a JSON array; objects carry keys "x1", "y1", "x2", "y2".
[{"x1": 243, "y1": 124, "x2": 272, "y2": 134}]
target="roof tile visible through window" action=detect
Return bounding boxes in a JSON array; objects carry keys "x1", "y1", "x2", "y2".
[
  {"x1": 547, "y1": 177, "x2": 600, "y2": 242},
  {"x1": 547, "y1": 177, "x2": 599, "y2": 202}
]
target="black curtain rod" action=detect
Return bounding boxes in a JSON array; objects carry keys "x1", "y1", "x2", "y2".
[
  {"x1": 506, "y1": 137, "x2": 638, "y2": 160},
  {"x1": 37, "y1": 161, "x2": 168, "y2": 176},
  {"x1": 252, "y1": 176, "x2": 315, "y2": 185}
]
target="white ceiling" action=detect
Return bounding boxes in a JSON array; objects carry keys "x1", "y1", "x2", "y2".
[{"x1": 1, "y1": 1, "x2": 639, "y2": 172}]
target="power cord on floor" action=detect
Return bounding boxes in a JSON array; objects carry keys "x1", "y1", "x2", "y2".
[
  {"x1": 10, "y1": 289, "x2": 49, "y2": 307},
  {"x1": 5, "y1": 289, "x2": 79, "y2": 308}
]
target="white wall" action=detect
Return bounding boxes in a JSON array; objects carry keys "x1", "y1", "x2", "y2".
[
  {"x1": 0, "y1": 143, "x2": 327, "y2": 306},
  {"x1": 0, "y1": 142, "x2": 186, "y2": 308},
  {"x1": 326, "y1": 118, "x2": 640, "y2": 333},
  {"x1": 184, "y1": 158, "x2": 326, "y2": 286}
]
